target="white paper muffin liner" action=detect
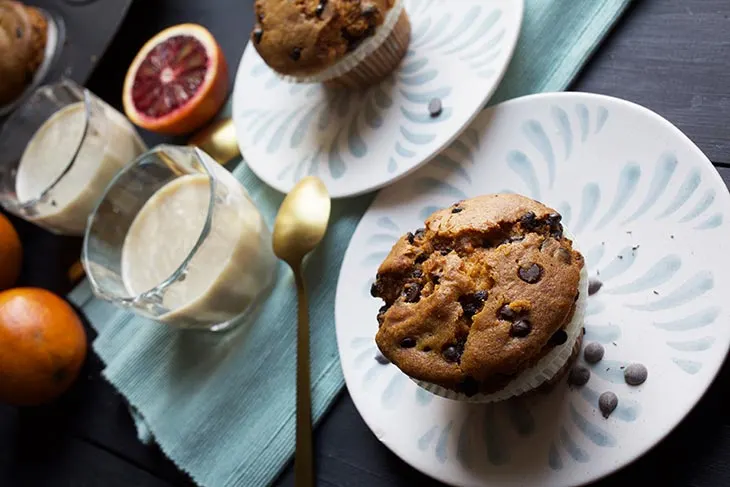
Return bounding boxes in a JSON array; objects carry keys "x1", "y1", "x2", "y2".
[
  {"x1": 414, "y1": 232, "x2": 589, "y2": 404},
  {"x1": 276, "y1": 0, "x2": 409, "y2": 87}
]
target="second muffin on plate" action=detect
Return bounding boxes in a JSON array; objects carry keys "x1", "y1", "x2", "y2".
[
  {"x1": 371, "y1": 194, "x2": 587, "y2": 402},
  {"x1": 251, "y1": 0, "x2": 411, "y2": 89}
]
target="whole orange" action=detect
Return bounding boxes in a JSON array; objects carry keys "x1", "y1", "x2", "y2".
[
  {"x1": 0, "y1": 288, "x2": 87, "y2": 406},
  {"x1": 0, "y1": 212, "x2": 22, "y2": 291}
]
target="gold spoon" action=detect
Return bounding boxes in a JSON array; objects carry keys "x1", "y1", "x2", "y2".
[{"x1": 272, "y1": 176, "x2": 331, "y2": 487}]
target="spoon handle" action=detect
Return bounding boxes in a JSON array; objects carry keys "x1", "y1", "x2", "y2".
[{"x1": 293, "y1": 265, "x2": 314, "y2": 487}]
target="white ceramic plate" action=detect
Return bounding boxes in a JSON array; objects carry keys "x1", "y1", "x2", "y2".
[
  {"x1": 232, "y1": 0, "x2": 523, "y2": 198},
  {"x1": 335, "y1": 92, "x2": 730, "y2": 486}
]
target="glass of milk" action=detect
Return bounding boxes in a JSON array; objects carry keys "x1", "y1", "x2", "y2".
[
  {"x1": 82, "y1": 145, "x2": 278, "y2": 331},
  {"x1": 0, "y1": 80, "x2": 146, "y2": 235}
]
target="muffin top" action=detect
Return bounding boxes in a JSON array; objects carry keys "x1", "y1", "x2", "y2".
[
  {"x1": 371, "y1": 194, "x2": 584, "y2": 396},
  {"x1": 252, "y1": 0, "x2": 396, "y2": 77}
]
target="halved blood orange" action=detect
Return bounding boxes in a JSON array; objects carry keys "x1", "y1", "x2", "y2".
[{"x1": 123, "y1": 24, "x2": 229, "y2": 136}]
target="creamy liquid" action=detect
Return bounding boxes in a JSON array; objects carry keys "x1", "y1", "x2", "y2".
[
  {"x1": 120, "y1": 168, "x2": 277, "y2": 327},
  {"x1": 16, "y1": 101, "x2": 145, "y2": 234}
]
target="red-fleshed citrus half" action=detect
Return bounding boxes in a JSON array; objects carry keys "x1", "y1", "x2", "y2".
[{"x1": 123, "y1": 24, "x2": 229, "y2": 136}]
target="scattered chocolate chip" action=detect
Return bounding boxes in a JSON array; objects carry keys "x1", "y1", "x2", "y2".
[
  {"x1": 411, "y1": 269, "x2": 423, "y2": 278},
  {"x1": 520, "y1": 211, "x2": 539, "y2": 230},
  {"x1": 518, "y1": 263, "x2": 543, "y2": 284},
  {"x1": 555, "y1": 248, "x2": 572, "y2": 264},
  {"x1": 584, "y1": 342, "x2": 605, "y2": 364},
  {"x1": 459, "y1": 376, "x2": 480, "y2": 397},
  {"x1": 400, "y1": 337, "x2": 417, "y2": 348},
  {"x1": 632, "y1": 245, "x2": 640, "y2": 251},
  {"x1": 406, "y1": 232, "x2": 415, "y2": 244},
  {"x1": 428, "y1": 98, "x2": 443, "y2": 118},
  {"x1": 440, "y1": 249, "x2": 451, "y2": 256},
  {"x1": 548, "y1": 329, "x2": 568, "y2": 346},
  {"x1": 599, "y1": 391, "x2": 618, "y2": 418},
  {"x1": 290, "y1": 47, "x2": 302, "y2": 61},
  {"x1": 415, "y1": 254, "x2": 428, "y2": 264},
  {"x1": 374, "y1": 352, "x2": 390, "y2": 365},
  {"x1": 414, "y1": 228, "x2": 426, "y2": 239},
  {"x1": 315, "y1": 0, "x2": 327, "y2": 17},
  {"x1": 498, "y1": 304, "x2": 517, "y2": 321},
  {"x1": 550, "y1": 224, "x2": 564, "y2": 239},
  {"x1": 459, "y1": 291, "x2": 488, "y2": 318},
  {"x1": 50, "y1": 200, "x2": 57, "y2": 207},
  {"x1": 653, "y1": 290, "x2": 659, "y2": 295},
  {"x1": 624, "y1": 363, "x2": 648, "y2": 386},
  {"x1": 402, "y1": 283, "x2": 422, "y2": 303},
  {"x1": 422, "y1": 346, "x2": 432, "y2": 352},
  {"x1": 510, "y1": 319, "x2": 532, "y2": 338},
  {"x1": 451, "y1": 207, "x2": 463, "y2": 214},
  {"x1": 588, "y1": 278, "x2": 603, "y2": 296},
  {"x1": 253, "y1": 28, "x2": 263, "y2": 44},
  {"x1": 362, "y1": 3, "x2": 378, "y2": 17},
  {"x1": 670, "y1": 234, "x2": 674, "y2": 239},
  {"x1": 431, "y1": 275, "x2": 441, "y2": 285},
  {"x1": 568, "y1": 365, "x2": 591, "y2": 387}
]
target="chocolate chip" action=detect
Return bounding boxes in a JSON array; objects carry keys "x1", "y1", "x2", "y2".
[
  {"x1": 411, "y1": 269, "x2": 423, "y2": 278},
  {"x1": 290, "y1": 47, "x2": 302, "y2": 61},
  {"x1": 520, "y1": 211, "x2": 539, "y2": 230},
  {"x1": 16, "y1": 27, "x2": 23, "y2": 39},
  {"x1": 584, "y1": 342, "x2": 604, "y2": 364},
  {"x1": 415, "y1": 254, "x2": 428, "y2": 264},
  {"x1": 498, "y1": 304, "x2": 518, "y2": 321},
  {"x1": 588, "y1": 278, "x2": 603, "y2": 296},
  {"x1": 414, "y1": 228, "x2": 426, "y2": 239},
  {"x1": 370, "y1": 282, "x2": 380, "y2": 297},
  {"x1": 509, "y1": 235, "x2": 525, "y2": 243},
  {"x1": 459, "y1": 291, "x2": 488, "y2": 318},
  {"x1": 402, "y1": 283, "x2": 421, "y2": 303},
  {"x1": 555, "y1": 248, "x2": 572, "y2": 264},
  {"x1": 315, "y1": 0, "x2": 327, "y2": 17},
  {"x1": 440, "y1": 249, "x2": 451, "y2": 256},
  {"x1": 257, "y1": 13, "x2": 264, "y2": 22},
  {"x1": 459, "y1": 376, "x2": 480, "y2": 397},
  {"x1": 428, "y1": 98, "x2": 443, "y2": 118},
  {"x1": 510, "y1": 319, "x2": 532, "y2": 338},
  {"x1": 253, "y1": 28, "x2": 263, "y2": 44},
  {"x1": 431, "y1": 275, "x2": 440, "y2": 285},
  {"x1": 568, "y1": 365, "x2": 590, "y2": 387},
  {"x1": 362, "y1": 3, "x2": 378, "y2": 17},
  {"x1": 406, "y1": 232, "x2": 415, "y2": 244},
  {"x1": 548, "y1": 329, "x2": 568, "y2": 345},
  {"x1": 376, "y1": 304, "x2": 388, "y2": 325},
  {"x1": 547, "y1": 213, "x2": 562, "y2": 226},
  {"x1": 400, "y1": 337, "x2": 417, "y2": 348},
  {"x1": 374, "y1": 352, "x2": 390, "y2": 365},
  {"x1": 518, "y1": 263, "x2": 543, "y2": 284},
  {"x1": 442, "y1": 344, "x2": 462, "y2": 363},
  {"x1": 451, "y1": 207, "x2": 463, "y2": 214},
  {"x1": 599, "y1": 391, "x2": 618, "y2": 418},
  {"x1": 50, "y1": 200, "x2": 57, "y2": 207},
  {"x1": 624, "y1": 363, "x2": 648, "y2": 386}
]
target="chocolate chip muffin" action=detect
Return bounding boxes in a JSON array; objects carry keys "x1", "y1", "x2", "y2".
[
  {"x1": 0, "y1": 1, "x2": 48, "y2": 106},
  {"x1": 252, "y1": 0, "x2": 411, "y2": 89},
  {"x1": 371, "y1": 194, "x2": 587, "y2": 401}
]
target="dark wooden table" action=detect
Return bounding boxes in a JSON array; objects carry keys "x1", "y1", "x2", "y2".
[{"x1": 3, "y1": 0, "x2": 730, "y2": 485}]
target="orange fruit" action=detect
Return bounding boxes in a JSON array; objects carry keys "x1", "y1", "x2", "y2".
[
  {"x1": 0, "y1": 288, "x2": 87, "y2": 406},
  {"x1": 0, "y1": 212, "x2": 22, "y2": 291},
  {"x1": 122, "y1": 24, "x2": 229, "y2": 136}
]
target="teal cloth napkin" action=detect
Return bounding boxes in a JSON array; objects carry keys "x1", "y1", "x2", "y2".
[{"x1": 68, "y1": 1, "x2": 632, "y2": 485}]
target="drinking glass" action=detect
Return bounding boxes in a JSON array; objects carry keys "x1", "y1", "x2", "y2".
[
  {"x1": 82, "y1": 145, "x2": 278, "y2": 331},
  {"x1": 0, "y1": 80, "x2": 146, "y2": 235}
]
